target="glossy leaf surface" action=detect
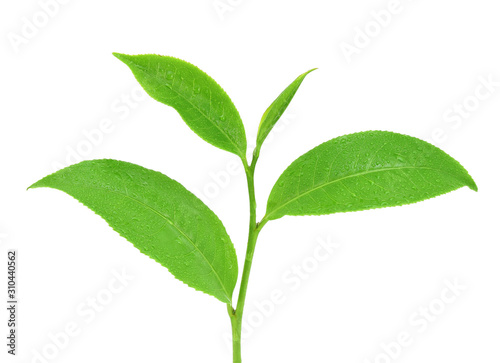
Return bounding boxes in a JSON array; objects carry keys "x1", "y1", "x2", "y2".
[
  {"x1": 256, "y1": 69, "x2": 316, "y2": 150},
  {"x1": 265, "y1": 131, "x2": 477, "y2": 221},
  {"x1": 114, "y1": 53, "x2": 247, "y2": 159},
  {"x1": 30, "y1": 159, "x2": 238, "y2": 304}
]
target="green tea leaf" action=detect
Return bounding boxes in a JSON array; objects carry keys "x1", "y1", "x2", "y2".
[
  {"x1": 256, "y1": 69, "x2": 316, "y2": 151},
  {"x1": 29, "y1": 159, "x2": 238, "y2": 304},
  {"x1": 265, "y1": 131, "x2": 477, "y2": 221},
  {"x1": 113, "y1": 53, "x2": 247, "y2": 159}
]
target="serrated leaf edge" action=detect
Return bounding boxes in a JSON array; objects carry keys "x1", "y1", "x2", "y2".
[
  {"x1": 113, "y1": 53, "x2": 247, "y2": 160},
  {"x1": 29, "y1": 159, "x2": 236, "y2": 304},
  {"x1": 264, "y1": 131, "x2": 478, "y2": 221}
]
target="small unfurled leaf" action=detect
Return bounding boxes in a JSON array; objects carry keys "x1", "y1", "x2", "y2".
[
  {"x1": 265, "y1": 131, "x2": 477, "y2": 221},
  {"x1": 256, "y1": 69, "x2": 316, "y2": 150},
  {"x1": 114, "y1": 53, "x2": 247, "y2": 159},
  {"x1": 29, "y1": 160, "x2": 238, "y2": 304}
]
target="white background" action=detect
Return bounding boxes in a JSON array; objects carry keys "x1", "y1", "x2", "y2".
[{"x1": 1, "y1": 0, "x2": 499, "y2": 362}]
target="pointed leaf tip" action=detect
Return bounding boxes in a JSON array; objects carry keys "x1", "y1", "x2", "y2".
[
  {"x1": 30, "y1": 159, "x2": 239, "y2": 304},
  {"x1": 256, "y1": 68, "x2": 317, "y2": 150},
  {"x1": 114, "y1": 53, "x2": 247, "y2": 158},
  {"x1": 265, "y1": 131, "x2": 477, "y2": 221}
]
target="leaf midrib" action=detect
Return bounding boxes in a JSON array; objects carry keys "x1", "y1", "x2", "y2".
[
  {"x1": 60, "y1": 181, "x2": 232, "y2": 303},
  {"x1": 265, "y1": 165, "x2": 443, "y2": 220},
  {"x1": 130, "y1": 60, "x2": 245, "y2": 158}
]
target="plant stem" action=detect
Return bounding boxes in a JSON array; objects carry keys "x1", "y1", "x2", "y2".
[
  {"x1": 229, "y1": 305, "x2": 241, "y2": 363},
  {"x1": 228, "y1": 152, "x2": 267, "y2": 363}
]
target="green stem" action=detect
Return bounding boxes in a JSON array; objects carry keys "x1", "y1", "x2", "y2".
[
  {"x1": 229, "y1": 305, "x2": 241, "y2": 363},
  {"x1": 228, "y1": 152, "x2": 267, "y2": 363}
]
